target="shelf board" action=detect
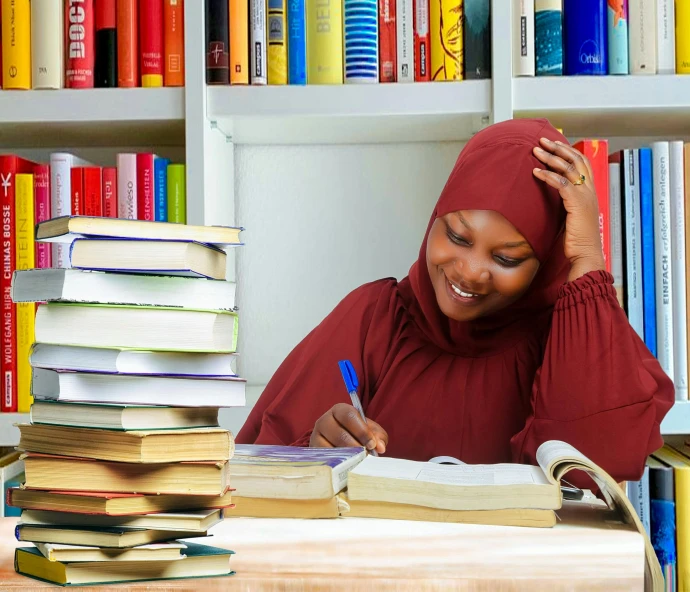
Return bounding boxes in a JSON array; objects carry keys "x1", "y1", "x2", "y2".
[
  {"x1": 0, "y1": 88, "x2": 185, "y2": 148},
  {"x1": 513, "y1": 75, "x2": 690, "y2": 138},
  {"x1": 206, "y1": 81, "x2": 491, "y2": 144},
  {"x1": 0, "y1": 414, "x2": 27, "y2": 446}
]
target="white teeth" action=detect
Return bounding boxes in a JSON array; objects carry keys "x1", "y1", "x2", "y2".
[{"x1": 449, "y1": 282, "x2": 477, "y2": 298}]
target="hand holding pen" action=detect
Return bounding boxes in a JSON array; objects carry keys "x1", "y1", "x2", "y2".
[{"x1": 308, "y1": 360, "x2": 388, "y2": 455}]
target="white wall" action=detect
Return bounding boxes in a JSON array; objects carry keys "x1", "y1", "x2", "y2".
[{"x1": 219, "y1": 141, "x2": 465, "y2": 434}]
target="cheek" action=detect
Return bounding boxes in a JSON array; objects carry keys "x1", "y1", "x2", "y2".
[{"x1": 492, "y1": 264, "x2": 539, "y2": 298}]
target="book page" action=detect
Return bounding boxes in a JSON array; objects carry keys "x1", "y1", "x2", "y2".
[{"x1": 353, "y1": 456, "x2": 551, "y2": 487}]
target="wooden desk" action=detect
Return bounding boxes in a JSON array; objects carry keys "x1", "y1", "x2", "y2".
[{"x1": 0, "y1": 510, "x2": 645, "y2": 591}]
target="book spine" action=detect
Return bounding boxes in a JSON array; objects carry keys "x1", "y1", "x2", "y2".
[
  {"x1": 116, "y1": 154, "x2": 137, "y2": 219},
  {"x1": 136, "y1": 153, "x2": 155, "y2": 221},
  {"x1": 95, "y1": 0, "x2": 117, "y2": 87},
  {"x1": 431, "y1": 0, "x2": 463, "y2": 80},
  {"x1": 639, "y1": 147, "x2": 657, "y2": 356},
  {"x1": 609, "y1": 161, "x2": 624, "y2": 307},
  {"x1": 648, "y1": 462, "x2": 677, "y2": 590},
  {"x1": 685, "y1": 144, "x2": 690, "y2": 395},
  {"x1": 563, "y1": 0, "x2": 607, "y2": 75},
  {"x1": 83, "y1": 167, "x2": 103, "y2": 217},
  {"x1": 628, "y1": 466, "x2": 650, "y2": 537},
  {"x1": 205, "y1": 0, "x2": 229, "y2": 84},
  {"x1": 413, "y1": 0, "x2": 429, "y2": 81},
  {"x1": 670, "y1": 141, "x2": 687, "y2": 400},
  {"x1": 154, "y1": 157, "x2": 169, "y2": 222},
  {"x1": 628, "y1": 0, "x2": 656, "y2": 74},
  {"x1": 344, "y1": 0, "x2": 379, "y2": 83},
  {"x1": 15, "y1": 173, "x2": 33, "y2": 414},
  {"x1": 651, "y1": 141, "x2": 674, "y2": 381},
  {"x1": 49, "y1": 154, "x2": 73, "y2": 269},
  {"x1": 623, "y1": 148, "x2": 644, "y2": 340},
  {"x1": 70, "y1": 167, "x2": 84, "y2": 216},
  {"x1": 140, "y1": 0, "x2": 164, "y2": 87},
  {"x1": 306, "y1": 0, "x2": 343, "y2": 83},
  {"x1": 117, "y1": 0, "x2": 138, "y2": 86},
  {"x1": 607, "y1": 0, "x2": 629, "y2": 74},
  {"x1": 396, "y1": 0, "x2": 413, "y2": 82},
  {"x1": 251, "y1": 0, "x2": 268, "y2": 84},
  {"x1": 31, "y1": 0, "x2": 64, "y2": 89},
  {"x1": 378, "y1": 0, "x2": 396, "y2": 81},
  {"x1": 167, "y1": 164, "x2": 186, "y2": 223},
  {"x1": 463, "y1": 0, "x2": 491, "y2": 80},
  {"x1": 65, "y1": 0, "x2": 95, "y2": 88},
  {"x1": 512, "y1": 0, "x2": 535, "y2": 76},
  {"x1": 535, "y1": 0, "x2": 563, "y2": 76},
  {"x1": 268, "y1": 0, "x2": 288, "y2": 84},
  {"x1": 657, "y1": 0, "x2": 675, "y2": 74},
  {"x1": 1, "y1": 0, "x2": 31, "y2": 89},
  {"x1": 287, "y1": 0, "x2": 306, "y2": 84},
  {"x1": 164, "y1": 0, "x2": 185, "y2": 86},
  {"x1": 32, "y1": 165, "x2": 51, "y2": 270},
  {"x1": 676, "y1": 0, "x2": 690, "y2": 73},
  {"x1": 102, "y1": 167, "x2": 117, "y2": 218}
]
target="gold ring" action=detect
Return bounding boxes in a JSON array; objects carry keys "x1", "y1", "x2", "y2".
[{"x1": 572, "y1": 174, "x2": 586, "y2": 185}]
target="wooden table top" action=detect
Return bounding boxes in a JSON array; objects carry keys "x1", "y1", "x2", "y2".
[{"x1": 0, "y1": 505, "x2": 646, "y2": 591}]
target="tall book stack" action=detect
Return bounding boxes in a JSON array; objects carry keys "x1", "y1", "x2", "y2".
[{"x1": 7, "y1": 215, "x2": 243, "y2": 586}]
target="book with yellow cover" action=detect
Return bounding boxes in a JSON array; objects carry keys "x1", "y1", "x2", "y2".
[
  {"x1": 267, "y1": 0, "x2": 288, "y2": 84},
  {"x1": 430, "y1": 0, "x2": 463, "y2": 80},
  {"x1": 15, "y1": 173, "x2": 34, "y2": 413},
  {"x1": 677, "y1": 0, "x2": 690, "y2": 73},
  {"x1": 229, "y1": 0, "x2": 249, "y2": 83},
  {"x1": 306, "y1": 0, "x2": 343, "y2": 83},
  {"x1": 1, "y1": 0, "x2": 31, "y2": 89}
]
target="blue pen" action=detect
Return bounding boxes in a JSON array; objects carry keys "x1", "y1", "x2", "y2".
[{"x1": 338, "y1": 360, "x2": 378, "y2": 456}]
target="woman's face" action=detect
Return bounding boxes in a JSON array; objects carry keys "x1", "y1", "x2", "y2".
[{"x1": 426, "y1": 210, "x2": 541, "y2": 322}]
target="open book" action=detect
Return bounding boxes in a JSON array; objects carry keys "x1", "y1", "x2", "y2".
[{"x1": 347, "y1": 440, "x2": 662, "y2": 591}]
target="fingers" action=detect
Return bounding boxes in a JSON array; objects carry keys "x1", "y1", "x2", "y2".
[
  {"x1": 537, "y1": 137, "x2": 593, "y2": 183},
  {"x1": 366, "y1": 418, "x2": 389, "y2": 454},
  {"x1": 309, "y1": 433, "x2": 334, "y2": 448},
  {"x1": 532, "y1": 167, "x2": 571, "y2": 193},
  {"x1": 533, "y1": 146, "x2": 582, "y2": 184},
  {"x1": 331, "y1": 403, "x2": 377, "y2": 448}
]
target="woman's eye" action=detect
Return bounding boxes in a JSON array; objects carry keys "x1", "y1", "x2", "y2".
[
  {"x1": 494, "y1": 256, "x2": 522, "y2": 267},
  {"x1": 446, "y1": 231, "x2": 469, "y2": 246}
]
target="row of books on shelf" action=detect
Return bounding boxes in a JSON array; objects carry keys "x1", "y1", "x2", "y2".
[
  {"x1": 205, "y1": 0, "x2": 490, "y2": 85},
  {"x1": 0, "y1": 154, "x2": 187, "y2": 413},
  {"x1": 0, "y1": 0, "x2": 185, "y2": 90},
  {"x1": 516, "y1": 0, "x2": 690, "y2": 77}
]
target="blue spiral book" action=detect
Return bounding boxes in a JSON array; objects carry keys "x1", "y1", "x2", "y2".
[
  {"x1": 535, "y1": 0, "x2": 563, "y2": 76},
  {"x1": 288, "y1": 0, "x2": 306, "y2": 84},
  {"x1": 343, "y1": 0, "x2": 379, "y2": 83},
  {"x1": 639, "y1": 147, "x2": 657, "y2": 357},
  {"x1": 563, "y1": 0, "x2": 608, "y2": 75}
]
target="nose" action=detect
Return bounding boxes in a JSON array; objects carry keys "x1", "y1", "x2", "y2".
[{"x1": 455, "y1": 254, "x2": 490, "y2": 285}]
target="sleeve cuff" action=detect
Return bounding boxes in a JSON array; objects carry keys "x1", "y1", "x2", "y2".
[
  {"x1": 555, "y1": 270, "x2": 617, "y2": 311},
  {"x1": 290, "y1": 429, "x2": 313, "y2": 447}
]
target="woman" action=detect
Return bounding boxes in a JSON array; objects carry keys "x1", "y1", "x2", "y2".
[{"x1": 237, "y1": 118, "x2": 674, "y2": 484}]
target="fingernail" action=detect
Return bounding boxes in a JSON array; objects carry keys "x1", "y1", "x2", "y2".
[
  {"x1": 534, "y1": 147, "x2": 545, "y2": 153},
  {"x1": 533, "y1": 167, "x2": 541, "y2": 172},
  {"x1": 541, "y1": 137, "x2": 552, "y2": 143},
  {"x1": 378, "y1": 441, "x2": 386, "y2": 454},
  {"x1": 366, "y1": 439, "x2": 376, "y2": 450}
]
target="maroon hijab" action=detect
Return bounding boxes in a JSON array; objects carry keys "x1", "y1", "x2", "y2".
[{"x1": 398, "y1": 118, "x2": 571, "y2": 356}]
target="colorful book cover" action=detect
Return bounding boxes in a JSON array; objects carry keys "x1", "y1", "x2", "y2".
[
  {"x1": 1, "y1": 0, "x2": 31, "y2": 89},
  {"x1": 102, "y1": 167, "x2": 117, "y2": 218},
  {"x1": 379, "y1": 0, "x2": 396, "y2": 81},
  {"x1": 306, "y1": 0, "x2": 343, "y2": 83},
  {"x1": 167, "y1": 164, "x2": 186, "y2": 224},
  {"x1": 250, "y1": 0, "x2": 268, "y2": 84},
  {"x1": 32, "y1": 165, "x2": 51, "y2": 270},
  {"x1": 607, "y1": 0, "x2": 629, "y2": 74},
  {"x1": 463, "y1": 0, "x2": 490, "y2": 78},
  {"x1": 231, "y1": 445, "x2": 365, "y2": 467},
  {"x1": 116, "y1": 153, "x2": 137, "y2": 220},
  {"x1": 535, "y1": 0, "x2": 562, "y2": 76},
  {"x1": 287, "y1": 0, "x2": 306, "y2": 83},
  {"x1": 136, "y1": 153, "x2": 156, "y2": 221},
  {"x1": 154, "y1": 157, "x2": 170, "y2": 222},
  {"x1": 639, "y1": 147, "x2": 657, "y2": 357},
  {"x1": 413, "y1": 0, "x2": 430, "y2": 80},
  {"x1": 431, "y1": 0, "x2": 463, "y2": 80},
  {"x1": 70, "y1": 168, "x2": 84, "y2": 216},
  {"x1": 676, "y1": 0, "x2": 690, "y2": 73},
  {"x1": 95, "y1": 0, "x2": 117, "y2": 87},
  {"x1": 268, "y1": 0, "x2": 288, "y2": 84},
  {"x1": 117, "y1": 0, "x2": 138, "y2": 86},
  {"x1": 83, "y1": 167, "x2": 103, "y2": 217},
  {"x1": 230, "y1": 0, "x2": 249, "y2": 83},
  {"x1": 65, "y1": 0, "x2": 95, "y2": 88},
  {"x1": 140, "y1": 0, "x2": 164, "y2": 87},
  {"x1": 564, "y1": 0, "x2": 607, "y2": 75},
  {"x1": 205, "y1": 0, "x2": 229, "y2": 84},
  {"x1": 648, "y1": 456, "x2": 676, "y2": 591},
  {"x1": 344, "y1": 0, "x2": 379, "y2": 83},
  {"x1": 164, "y1": 0, "x2": 185, "y2": 86},
  {"x1": 15, "y1": 173, "x2": 35, "y2": 414}
]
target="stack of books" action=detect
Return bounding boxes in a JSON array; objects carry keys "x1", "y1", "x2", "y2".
[{"x1": 7, "y1": 215, "x2": 244, "y2": 586}]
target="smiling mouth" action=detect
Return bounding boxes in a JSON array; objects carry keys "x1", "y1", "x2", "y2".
[{"x1": 446, "y1": 277, "x2": 487, "y2": 304}]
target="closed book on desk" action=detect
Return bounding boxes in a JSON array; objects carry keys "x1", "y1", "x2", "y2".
[
  {"x1": 15, "y1": 541, "x2": 234, "y2": 586},
  {"x1": 228, "y1": 495, "x2": 343, "y2": 518},
  {"x1": 34, "y1": 541, "x2": 187, "y2": 563}
]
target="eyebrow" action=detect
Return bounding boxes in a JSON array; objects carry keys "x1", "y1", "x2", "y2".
[{"x1": 454, "y1": 213, "x2": 530, "y2": 249}]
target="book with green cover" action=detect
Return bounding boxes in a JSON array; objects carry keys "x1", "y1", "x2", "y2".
[
  {"x1": 167, "y1": 164, "x2": 186, "y2": 224},
  {"x1": 15, "y1": 541, "x2": 234, "y2": 586}
]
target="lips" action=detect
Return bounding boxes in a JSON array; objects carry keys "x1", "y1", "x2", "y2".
[{"x1": 445, "y1": 276, "x2": 487, "y2": 306}]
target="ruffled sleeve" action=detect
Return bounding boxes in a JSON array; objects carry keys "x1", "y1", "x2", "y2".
[
  {"x1": 235, "y1": 279, "x2": 400, "y2": 447},
  {"x1": 510, "y1": 270, "x2": 675, "y2": 483}
]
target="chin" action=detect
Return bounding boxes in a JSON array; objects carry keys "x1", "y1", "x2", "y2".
[{"x1": 437, "y1": 297, "x2": 487, "y2": 322}]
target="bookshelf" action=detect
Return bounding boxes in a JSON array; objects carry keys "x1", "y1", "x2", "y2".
[{"x1": 1, "y1": 0, "x2": 689, "y2": 440}]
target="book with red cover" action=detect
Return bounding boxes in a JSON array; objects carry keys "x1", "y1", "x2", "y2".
[
  {"x1": 413, "y1": 0, "x2": 429, "y2": 81},
  {"x1": 379, "y1": 0, "x2": 396, "y2": 82},
  {"x1": 83, "y1": 166, "x2": 103, "y2": 217},
  {"x1": 102, "y1": 167, "x2": 117, "y2": 217},
  {"x1": 65, "y1": 0, "x2": 95, "y2": 88},
  {"x1": 32, "y1": 165, "x2": 51, "y2": 270},
  {"x1": 164, "y1": 0, "x2": 185, "y2": 86},
  {"x1": 70, "y1": 168, "x2": 84, "y2": 216},
  {"x1": 136, "y1": 153, "x2": 156, "y2": 221},
  {"x1": 95, "y1": 0, "x2": 117, "y2": 87},
  {"x1": 139, "y1": 0, "x2": 164, "y2": 87},
  {"x1": 573, "y1": 140, "x2": 611, "y2": 273},
  {"x1": 0, "y1": 155, "x2": 37, "y2": 412},
  {"x1": 117, "y1": 0, "x2": 138, "y2": 87}
]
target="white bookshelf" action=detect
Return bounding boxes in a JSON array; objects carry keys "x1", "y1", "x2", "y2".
[
  {"x1": 0, "y1": 415, "x2": 26, "y2": 446},
  {"x1": 0, "y1": 0, "x2": 688, "y2": 441}
]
